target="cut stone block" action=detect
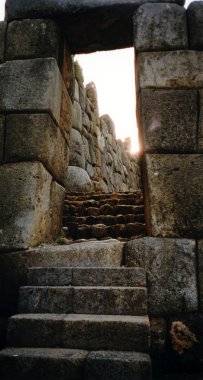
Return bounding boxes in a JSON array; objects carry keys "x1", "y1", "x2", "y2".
[
  {"x1": 0, "y1": 114, "x2": 5, "y2": 162},
  {"x1": 125, "y1": 237, "x2": 198, "y2": 315},
  {"x1": 49, "y1": 181, "x2": 65, "y2": 239},
  {"x1": 145, "y1": 154, "x2": 203, "y2": 238},
  {"x1": 0, "y1": 22, "x2": 6, "y2": 63},
  {"x1": 139, "y1": 89, "x2": 197, "y2": 152},
  {"x1": 199, "y1": 90, "x2": 203, "y2": 153},
  {"x1": 6, "y1": 19, "x2": 60, "y2": 60},
  {"x1": 85, "y1": 351, "x2": 152, "y2": 380},
  {"x1": 0, "y1": 58, "x2": 62, "y2": 123},
  {"x1": 134, "y1": 4, "x2": 187, "y2": 52},
  {"x1": 188, "y1": 2, "x2": 203, "y2": 50},
  {"x1": 67, "y1": 166, "x2": 93, "y2": 193},
  {"x1": 0, "y1": 347, "x2": 88, "y2": 380},
  {"x1": 137, "y1": 51, "x2": 203, "y2": 89},
  {"x1": 28, "y1": 267, "x2": 73, "y2": 286},
  {"x1": 5, "y1": 114, "x2": 69, "y2": 186},
  {"x1": 0, "y1": 162, "x2": 52, "y2": 251},
  {"x1": 198, "y1": 240, "x2": 203, "y2": 313},
  {"x1": 7, "y1": 313, "x2": 150, "y2": 352}
]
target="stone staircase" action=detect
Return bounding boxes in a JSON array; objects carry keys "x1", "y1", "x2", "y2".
[
  {"x1": 0, "y1": 240, "x2": 152, "y2": 380},
  {"x1": 62, "y1": 191, "x2": 146, "y2": 242}
]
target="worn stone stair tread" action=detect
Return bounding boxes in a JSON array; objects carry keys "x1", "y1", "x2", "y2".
[
  {"x1": 18, "y1": 286, "x2": 147, "y2": 315},
  {"x1": 7, "y1": 314, "x2": 150, "y2": 351},
  {"x1": 0, "y1": 347, "x2": 88, "y2": 380},
  {"x1": 86, "y1": 350, "x2": 152, "y2": 380},
  {"x1": 28, "y1": 267, "x2": 146, "y2": 287}
]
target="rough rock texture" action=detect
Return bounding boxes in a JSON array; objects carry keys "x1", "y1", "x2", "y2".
[
  {"x1": 5, "y1": 0, "x2": 185, "y2": 53},
  {"x1": 67, "y1": 166, "x2": 93, "y2": 193},
  {"x1": 49, "y1": 181, "x2": 65, "y2": 239},
  {"x1": 6, "y1": 19, "x2": 60, "y2": 60},
  {"x1": 125, "y1": 237, "x2": 198, "y2": 315},
  {"x1": 5, "y1": 114, "x2": 69, "y2": 186},
  {"x1": 0, "y1": 22, "x2": 6, "y2": 63},
  {"x1": 150, "y1": 318, "x2": 166, "y2": 353},
  {"x1": 144, "y1": 154, "x2": 203, "y2": 238},
  {"x1": 0, "y1": 162, "x2": 52, "y2": 251},
  {"x1": 139, "y1": 89, "x2": 197, "y2": 152},
  {"x1": 199, "y1": 90, "x2": 203, "y2": 153},
  {"x1": 137, "y1": 51, "x2": 203, "y2": 89},
  {"x1": 0, "y1": 58, "x2": 62, "y2": 123},
  {"x1": 0, "y1": 115, "x2": 5, "y2": 162},
  {"x1": 198, "y1": 240, "x2": 203, "y2": 313},
  {"x1": 133, "y1": 4, "x2": 187, "y2": 52},
  {"x1": 187, "y1": 2, "x2": 203, "y2": 50}
]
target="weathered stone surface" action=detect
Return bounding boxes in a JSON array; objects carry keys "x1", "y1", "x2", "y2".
[
  {"x1": 59, "y1": 81, "x2": 73, "y2": 145},
  {"x1": 69, "y1": 128, "x2": 83, "y2": 153},
  {"x1": 150, "y1": 318, "x2": 166, "y2": 353},
  {"x1": 5, "y1": 114, "x2": 69, "y2": 185},
  {"x1": 198, "y1": 240, "x2": 203, "y2": 313},
  {"x1": 0, "y1": 22, "x2": 6, "y2": 63},
  {"x1": 28, "y1": 268, "x2": 72, "y2": 286},
  {"x1": 199, "y1": 90, "x2": 203, "y2": 153},
  {"x1": 0, "y1": 162, "x2": 52, "y2": 251},
  {"x1": 0, "y1": 58, "x2": 62, "y2": 123},
  {"x1": 0, "y1": 347, "x2": 88, "y2": 380},
  {"x1": 134, "y1": 4, "x2": 187, "y2": 52},
  {"x1": 139, "y1": 89, "x2": 197, "y2": 152},
  {"x1": 0, "y1": 115, "x2": 5, "y2": 162},
  {"x1": 145, "y1": 154, "x2": 203, "y2": 237},
  {"x1": 6, "y1": 19, "x2": 60, "y2": 60},
  {"x1": 8, "y1": 313, "x2": 150, "y2": 352},
  {"x1": 72, "y1": 101, "x2": 82, "y2": 132},
  {"x1": 188, "y1": 2, "x2": 203, "y2": 50},
  {"x1": 90, "y1": 224, "x2": 108, "y2": 238},
  {"x1": 49, "y1": 181, "x2": 65, "y2": 239},
  {"x1": 125, "y1": 237, "x2": 198, "y2": 315},
  {"x1": 67, "y1": 166, "x2": 93, "y2": 192},
  {"x1": 69, "y1": 150, "x2": 86, "y2": 169},
  {"x1": 85, "y1": 351, "x2": 152, "y2": 380},
  {"x1": 137, "y1": 51, "x2": 203, "y2": 89}
]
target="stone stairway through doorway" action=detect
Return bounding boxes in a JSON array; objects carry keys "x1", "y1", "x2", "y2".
[{"x1": 0, "y1": 192, "x2": 152, "y2": 380}]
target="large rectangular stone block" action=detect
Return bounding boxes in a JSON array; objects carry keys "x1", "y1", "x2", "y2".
[
  {"x1": 125, "y1": 237, "x2": 198, "y2": 315},
  {"x1": 5, "y1": 114, "x2": 68, "y2": 186},
  {"x1": 6, "y1": 19, "x2": 60, "y2": 61},
  {"x1": 0, "y1": 22, "x2": 6, "y2": 63},
  {"x1": 137, "y1": 51, "x2": 203, "y2": 89},
  {"x1": 199, "y1": 90, "x2": 203, "y2": 153},
  {"x1": 139, "y1": 89, "x2": 197, "y2": 152},
  {"x1": 0, "y1": 58, "x2": 62, "y2": 123},
  {"x1": 144, "y1": 154, "x2": 203, "y2": 238},
  {"x1": 198, "y1": 240, "x2": 203, "y2": 313},
  {"x1": 0, "y1": 162, "x2": 52, "y2": 251},
  {"x1": 0, "y1": 115, "x2": 5, "y2": 162},
  {"x1": 134, "y1": 4, "x2": 187, "y2": 52},
  {"x1": 188, "y1": 2, "x2": 203, "y2": 50}
]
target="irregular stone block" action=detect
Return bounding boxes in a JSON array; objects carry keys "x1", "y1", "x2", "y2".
[
  {"x1": 0, "y1": 115, "x2": 5, "y2": 162},
  {"x1": 49, "y1": 181, "x2": 65, "y2": 239},
  {"x1": 198, "y1": 240, "x2": 203, "y2": 313},
  {"x1": 5, "y1": 114, "x2": 68, "y2": 186},
  {"x1": 145, "y1": 154, "x2": 203, "y2": 237},
  {"x1": 134, "y1": 4, "x2": 187, "y2": 52},
  {"x1": 139, "y1": 89, "x2": 197, "y2": 152},
  {"x1": 137, "y1": 51, "x2": 203, "y2": 89},
  {"x1": 6, "y1": 19, "x2": 60, "y2": 60},
  {"x1": 199, "y1": 90, "x2": 203, "y2": 153},
  {"x1": 0, "y1": 58, "x2": 62, "y2": 123},
  {"x1": 73, "y1": 101, "x2": 83, "y2": 132},
  {"x1": 0, "y1": 22, "x2": 6, "y2": 63},
  {"x1": 67, "y1": 166, "x2": 93, "y2": 193},
  {"x1": 59, "y1": 81, "x2": 73, "y2": 145},
  {"x1": 188, "y1": 2, "x2": 203, "y2": 50},
  {"x1": 0, "y1": 162, "x2": 52, "y2": 251},
  {"x1": 125, "y1": 237, "x2": 198, "y2": 315}
]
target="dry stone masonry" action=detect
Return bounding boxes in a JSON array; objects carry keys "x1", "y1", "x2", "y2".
[{"x1": 0, "y1": 1, "x2": 203, "y2": 380}]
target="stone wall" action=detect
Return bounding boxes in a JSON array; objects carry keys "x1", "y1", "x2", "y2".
[{"x1": 68, "y1": 63, "x2": 141, "y2": 193}]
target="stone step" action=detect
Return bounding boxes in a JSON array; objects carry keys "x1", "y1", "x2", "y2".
[
  {"x1": 65, "y1": 192, "x2": 143, "y2": 203},
  {"x1": 7, "y1": 314, "x2": 150, "y2": 352},
  {"x1": 19, "y1": 286, "x2": 147, "y2": 315},
  {"x1": 28, "y1": 240, "x2": 124, "y2": 268},
  {"x1": 0, "y1": 347, "x2": 88, "y2": 380},
  {"x1": 85, "y1": 351, "x2": 152, "y2": 380},
  {"x1": 28, "y1": 267, "x2": 146, "y2": 287},
  {"x1": 64, "y1": 204, "x2": 144, "y2": 217},
  {"x1": 64, "y1": 198, "x2": 143, "y2": 207},
  {"x1": 63, "y1": 213, "x2": 145, "y2": 226}
]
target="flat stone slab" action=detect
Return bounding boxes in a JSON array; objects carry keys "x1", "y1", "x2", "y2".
[
  {"x1": 7, "y1": 313, "x2": 150, "y2": 352},
  {"x1": 5, "y1": 0, "x2": 184, "y2": 53}
]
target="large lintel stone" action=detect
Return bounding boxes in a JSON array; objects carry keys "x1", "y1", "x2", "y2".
[
  {"x1": 198, "y1": 240, "x2": 203, "y2": 313},
  {"x1": 144, "y1": 154, "x2": 203, "y2": 238},
  {"x1": 0, "y1": 115, "x2": 5, "y2": 162},
  {"x1": 0, "y1": 22, "x2": 6, "y2": 63},
  {"x1": 137, "y1": 51, "x2": 203, "y2": 89},
  {"x1": 187, "y1": 2, "x2": 203, "y2": 50},
  {"x1": 0, "y1": 58, "x2": 62, "y2": 123},
  {"x1": 125, "y1": 237, "x2": 198, "y2": 315},
  {"x1": 0, "y1": 162, "x2": 52, "y2": 251},
  {"x1": 5, "y1": 114, "x2": 69, "y2": 187},
  {"x1": 139, "y1": 89, "x2": 197, "y2": 152},
  {"x1": 5, "y1": 0, "x2": 185, "y2": 53},
  {"x1": 133, "y1": 3, "x2": 187, "y2": 52},
  {"x1": 6, "y1": 19, "x2": 60, "y2": 61}
]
